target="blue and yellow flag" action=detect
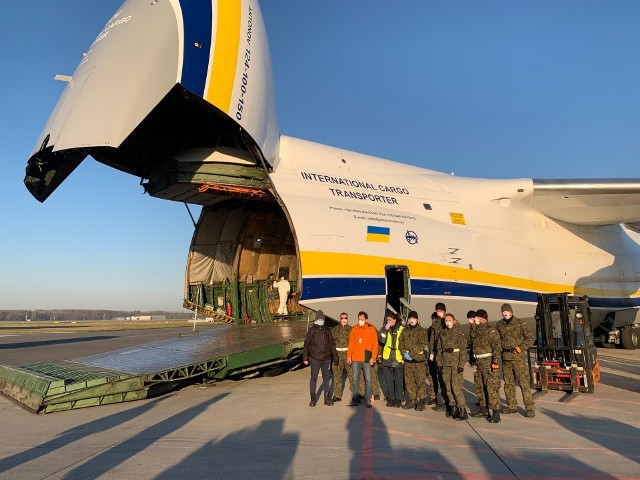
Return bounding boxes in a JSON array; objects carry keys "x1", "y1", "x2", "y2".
[{"x1": 366, "y1": 226, "x2": 390, "y2": 243}]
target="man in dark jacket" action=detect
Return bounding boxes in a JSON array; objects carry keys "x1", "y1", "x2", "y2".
[{"x1": 303, "y1": 310, "x2": 338, "y2": 407}]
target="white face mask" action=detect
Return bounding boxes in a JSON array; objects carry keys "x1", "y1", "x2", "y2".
[
  {"x1": 315, "y1": 319, "x2": 325, "y2": 326},
  {"x1": 445, "y1": 320, "x2": 454, "y2": 328},
  {"x1": 474, "y1": 318, "x2": 481, "y2": 325},
  {"x1": 503, "y1": 312, "x2": 513, "y2": 320},
  {"x1": 437, "y1": 311, "x2": 445, "y2": 318},
  {"x1": 358, "y1": 319, "x2": 366, "y2": 326},
  {"x1": 409, "y1": 318, "x2": 417, "y2": 326}
]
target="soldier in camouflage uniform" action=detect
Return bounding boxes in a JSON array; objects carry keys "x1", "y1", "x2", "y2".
[
  {"x1": 331, "y1": 312, "x2": 353, "y2": 402},
  {"x1": 427, "y1": 303, "x2": 449, "y2": 411},
  {"x1": 399, "y1": 311, "x2": 428, "y2": 411},
  {"x1": 496, "y1": 303, "x2": 536, "y2": 417},
  {"x1": 467, "y1": 310, "x2": 486, "y2": 411},
  {"x1": 469, "y1": 309, "x2": 502, "y2": 423},
  {"x1": 437, "y1": 314, "x2": 468, "y2": 420}
]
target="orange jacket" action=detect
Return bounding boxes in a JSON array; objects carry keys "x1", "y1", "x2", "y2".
[{"x1": 347, "y1": 322, "x2": 379, "y2": 363}]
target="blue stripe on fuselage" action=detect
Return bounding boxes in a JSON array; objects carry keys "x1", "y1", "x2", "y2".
[
  {"x1": 179, "y1": 0, "x2": 212, "y2": 97},
  {"x1": 300, "y1": 277, "x2": 639, "y2": 309}
]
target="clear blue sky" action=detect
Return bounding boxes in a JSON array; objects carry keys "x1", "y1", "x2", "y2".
[{"x1": 1, "y1": 1, "x2": 639, "y2": 310}]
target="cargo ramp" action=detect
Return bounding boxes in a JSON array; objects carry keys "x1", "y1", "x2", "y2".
[{"x1": 0, "y1": 323, "x2": 307, "y2": 414}]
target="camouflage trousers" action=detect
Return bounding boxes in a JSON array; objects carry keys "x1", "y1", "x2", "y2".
[
  {"x1": 404, "y1": 362, "x2": 427, "y2": 402},
  {"x1": 333, "y1": 351, "x2": 353, "y2": 399},
  {"x1": 442, "y1": 367, "x2": 467, "y2": 409},
  {"x1": 475, "y1": 359, "x2": 501, "y2": 410},
  {"x1": 428, "y1": 361, "x2": 449, "y2": 405},
  {"x1": 359, "y1": 361, "x2": 381, "y2": 397},
  {"x1": 474, "y1": 368, "x2": 485, "y2": 406},
  {"x1": 503, "y1": 359, "x2": 535, "y2": 410}
]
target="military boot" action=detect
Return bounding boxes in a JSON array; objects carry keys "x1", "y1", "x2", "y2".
[
  {"x1": 402, "y1": 398, "x2": 416, "y2": 410},
  {"x1": 445, "y1": 405, "x2": 454, "y2": 417},
  {"x1": 489, "y1": 410, "x2": 501, "y2": 423},
  {"x1": 415, "y1": 399, "x2": 426, "y2": 411},
  {"x1": 324, "y1": 392, "x2": 334, "y2": 406},
  {"x1": 501, "y1": 406, "x2": 517, "y2": 414},
  {"x1": 309, "y1": 393, "x2": 317, "y2": 407},
  {"x1": 471, "y1": 407, "x2": 489, "y2": 418},
  {"x1": 454, "y1": 408, "x2": 468, "y2": 421}
]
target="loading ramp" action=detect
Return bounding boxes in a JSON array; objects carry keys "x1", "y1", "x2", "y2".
[{"x1": 0, "y1": 323, "x2": 307, "y2": 414}]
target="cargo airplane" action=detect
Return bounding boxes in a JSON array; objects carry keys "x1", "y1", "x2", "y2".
[{"x1": 24, "y1": 0, "x2": 640, "y2": 348}]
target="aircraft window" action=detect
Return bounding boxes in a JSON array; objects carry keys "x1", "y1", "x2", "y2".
[{"x1": 423, "y1": 203, "x2": 432, "y2": 210}]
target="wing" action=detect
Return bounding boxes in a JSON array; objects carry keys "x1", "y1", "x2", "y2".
[{"x1": 532, "y1": 179, "x2": 640, "y2": 226}]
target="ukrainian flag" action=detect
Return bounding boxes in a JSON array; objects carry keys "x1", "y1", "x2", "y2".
[{"x1": 366, "y1": 226, "x2": 390, "y2": 243}]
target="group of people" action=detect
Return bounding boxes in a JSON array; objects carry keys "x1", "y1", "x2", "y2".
[{"x1": 302, "y1": 302, "x2": 536, "y2": 424}]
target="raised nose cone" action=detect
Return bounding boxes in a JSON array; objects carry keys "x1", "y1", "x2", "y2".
[{"x1": 25, "y1": 0, "x2": 278, "y2": 203}]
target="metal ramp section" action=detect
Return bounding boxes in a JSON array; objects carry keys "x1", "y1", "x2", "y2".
[{"x1": 0, "y1": 323, "x2": 308, "y2": 414}]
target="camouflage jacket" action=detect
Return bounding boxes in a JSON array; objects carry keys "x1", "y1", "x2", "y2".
[
  {"x1": 427, "y1": 317, "x2": 445, "y2": 355},
  {"x1": 331, "y1": 324, "x2": 352, "y2": 350},
  {"x1": 436, "y1": 325, "x2": 467, "y2": 369},
  {"x1": 470, "y1": 322, "x2": 501, "y2": 363},
  {"x1": 496, "y1": 316, "x2": 535, "y2": 361},
  {"x1": 398, "y1": 323, "x2": 427, "y2": 362}
]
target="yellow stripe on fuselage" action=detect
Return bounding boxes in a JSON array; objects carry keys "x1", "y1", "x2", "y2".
[
  {"x1": 206, "y1": 0, "x2": 241, "y2": 114},
  {"x1": 299, "y1": 251, "x2": 640, "y2": 298}
]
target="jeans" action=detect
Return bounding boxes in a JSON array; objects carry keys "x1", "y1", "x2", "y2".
[{"x1": 351, "y1": 361, "x2": 372, "y2": 403}]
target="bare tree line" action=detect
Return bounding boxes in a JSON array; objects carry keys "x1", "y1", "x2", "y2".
[{"x1": 0, "y1": 310, "x2": 194, "y2": 322}]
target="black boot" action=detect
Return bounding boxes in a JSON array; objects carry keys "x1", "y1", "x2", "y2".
[
  {"x1": 324, "y1": 392, "x2": 334, "y2": 406},
  {"x1": 489, "y1": 410, "x2": 501, "y2": 423},
  {"x1": 309, "y1": 393, "x2": 317, "y2": 407},
  {"x1": 402, "y1": 399, "x2": 416, "y2": 410},
  {"x1": 415, "y1": 399, "x2": 426, "y2": 411},
  {"x1": 454, "y1": 408, "x2": 468, "y2": 421},
  {"x1": 445, "y1": 405, "x2": 454, "y2": 417},
  {"x1": 471, "y1": 407, "x2": 488, "y2": 418}
]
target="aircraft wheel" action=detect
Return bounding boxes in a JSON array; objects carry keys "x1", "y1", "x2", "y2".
[
  {"x1": 620, "y1": 327, "x2": 638, "y2": 350},
  {"x1": 600, "y1": 335, "x2": 615, "y2": 349}
]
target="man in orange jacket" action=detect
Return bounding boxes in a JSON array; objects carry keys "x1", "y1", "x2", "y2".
[{"x1": 347, "y1": 311, "x2": 379, "y2": 408}]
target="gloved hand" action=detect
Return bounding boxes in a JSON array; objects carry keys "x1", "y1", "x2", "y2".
[
  {"x1": 457, "y1": 367, "x2": 464, "y2": 373},
  {"x1": 402, "y1": 351, "x2": 413, "y2": 362},
  {"x1": 491, "y1": 363, "x2": 500, "y2": 371},
  {"x1": 514, "y1": 346, "x2": 522, "y2": 354},
  {"x1": 437, "y1": 366, "x2": 443, "y2": 374},
  {"x1": 429, "y1": 353, "x2": 435, "y2": 362}
]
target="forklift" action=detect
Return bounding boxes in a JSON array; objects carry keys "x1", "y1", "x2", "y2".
[{"x1": 529, "y1": 293, "x2": 600, "y2": 402}]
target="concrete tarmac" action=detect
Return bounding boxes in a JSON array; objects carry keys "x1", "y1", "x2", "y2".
[{"x1": 0, "y1": 330, "x2": 638, "y2": 480}]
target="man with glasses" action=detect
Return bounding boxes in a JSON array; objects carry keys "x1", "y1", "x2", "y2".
[{"x1": 331, "y1": 312, "x2": 353, "y2": 402}]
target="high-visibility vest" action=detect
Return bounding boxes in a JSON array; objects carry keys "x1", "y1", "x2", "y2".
[{"x1": 383, "y1": 326, "x2": 404, "y2": 363}]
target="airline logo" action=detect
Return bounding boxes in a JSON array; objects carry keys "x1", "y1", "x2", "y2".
[{"x1": 366, "y1": 226, "x2": 390, "y2": 243}]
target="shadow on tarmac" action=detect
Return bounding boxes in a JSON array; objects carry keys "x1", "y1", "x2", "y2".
[
  {"x1": 545, "y1": 411, "x2": 640, "y2": 466},
  {"x1": 154, "y1": 418, "x2": 299, "y2": 480},
  {"x1": 0, "y1": 396, "x2": 170, "y2": 474},
  {"x1": 58, "y1": 393, "x2": 230, "y2": 480},
  {"x1": 598, "y1": 371, "x2": 640, "y2": 393},
  {"x1": 346, "y1": 403, "x2": 629, "y2": 479},
  {"x1": 0, "y1": 335, "x2": 118, "y2": 350}
]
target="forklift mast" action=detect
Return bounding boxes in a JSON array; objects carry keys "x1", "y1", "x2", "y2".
[{"x1": 530, "y1": 293, "x2": 601, "y2": 401}]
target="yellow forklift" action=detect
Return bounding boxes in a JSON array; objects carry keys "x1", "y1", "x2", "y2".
[{"x1": 529, "y1": 293, "x2": 600, "y2": 402}]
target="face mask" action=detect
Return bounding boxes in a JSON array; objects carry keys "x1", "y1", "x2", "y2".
[
  {"x1": 409, "y1": 319, "x2": 417, "y2": 326},
  {"x1": 503, "y1": 312, "x2": 513, "y2": 321},
  {"x1": 475, "y1": 318, "x2": 481, "y2": 325},
  {"x1": 315, "y1": 319, "x2": 325, "y2": 326},
  {"x1": 340, "y1": 319, "x2": 348, "y2": 326},
  {"x1": 437, "y1": 311, "x2": 445, "y2": 318},
  {"x1": 445, "y1": 321, "x2": 453, "y2": 328},
  {"x1": 358, "y1": 320, "x2": 366, "y2": 326}
]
